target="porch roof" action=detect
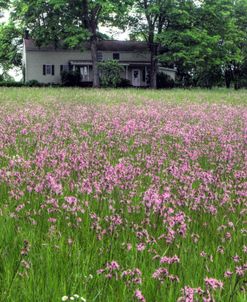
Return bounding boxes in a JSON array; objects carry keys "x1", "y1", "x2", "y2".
[
  {"x1": 70, "y1": 60, "x2": 151, "y2": 66},
  {"x1": 69, "y1": 60, "x2": 92, "y2": 65}
]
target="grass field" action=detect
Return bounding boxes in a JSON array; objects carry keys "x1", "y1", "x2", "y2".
[{"x1": 0, "y1": 88, "x2": 246, "y2": 302}]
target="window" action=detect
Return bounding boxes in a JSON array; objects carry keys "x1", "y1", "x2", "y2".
[
  {"x1": 97, "y1": 52, "x2": 103, "y2": 62},
  {"x1": 43, "y1": 65, "x2": 55, "y2": 76},
  {"x1": 113, "y1": 53, "x2": 120, "y2": 60}
]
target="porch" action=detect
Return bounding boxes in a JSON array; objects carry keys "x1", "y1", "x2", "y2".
[{"x1": 69, "y1": 60, "x2": 150, "y2": 87}]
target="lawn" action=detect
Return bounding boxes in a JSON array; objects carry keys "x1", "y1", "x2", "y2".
[{"x1": 0, "y1": 88, "x2": 246, "y2": 302}]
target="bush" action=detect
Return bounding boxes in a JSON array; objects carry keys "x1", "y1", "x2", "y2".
[
  {"x1": 61, "y1": 70, "x2": 81, "y2": 87},
  {"x1": 0, "y1": 81, "x2": 24, "y2": 87},
  {"x1": 25, "y1": 80, "x2": 41, "y2": 87},
  {"x1": 117, "y1": 78, "x2": 132, "y2": 88},
  {"x1": 98, "y1": 60, "x2": 124, "y2": 88},
  {"x1": 157, "y1": 73, "x2": 175, "y2": 89},
  {"x1": 0, "y1": 81, "x2": 63, "y2": 88}
]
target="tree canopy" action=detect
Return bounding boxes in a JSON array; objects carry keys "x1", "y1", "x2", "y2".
[{"x1": 1, "y1": 0, "x2": 247, "y2": 88}]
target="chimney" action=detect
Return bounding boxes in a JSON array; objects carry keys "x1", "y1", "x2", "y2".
[{"x1": 24, "y1": 30, "x2": 29, "y2": 40}]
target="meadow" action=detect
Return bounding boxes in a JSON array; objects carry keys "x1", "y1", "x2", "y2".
[{"x1": 0, "y1": 88, "x2": 246, "y2": 302}]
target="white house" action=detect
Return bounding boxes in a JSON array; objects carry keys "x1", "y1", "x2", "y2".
[{"x1": 23, "y1": 38, "x2": 176, "y2": 87}]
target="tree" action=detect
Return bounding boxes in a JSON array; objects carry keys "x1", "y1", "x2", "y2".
[
  {"x1": 128, "y1": 0, "x2": 173, "y2": 88},
  {"x1": 98, "y1": 60, "x2": 124, "y2": 87},
  {"x1": 158, "y1": 0, "x2": 200, "y2": 86},
  {"x1": 53, "y1": 0, "x2": 131, "y2": 87},
  {"x1": 159, "y1": 0, "x2": 246, "y2": 88},
  {"x1": 0, "y1": 0, "x2": 10, "y2": 10},
  {"x1": 11, "y1": 0, "x2": 131, "y2": 88},
  {"x1": 199, "y1": 0, "x2": 245, "y2": 89},
  {"x1": 0, "y1": 0, "x2": 9, "y2": 19},
  {"x1": 0, "y1": 22, "x2": 22, "y2": 78}
]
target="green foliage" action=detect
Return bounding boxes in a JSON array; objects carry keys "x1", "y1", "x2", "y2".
[
  {"x1": 159, "y1": 0, "x2": 247, "y2": 88},
  {"x1": 0, "y1": 0, "x2": 10, "y2": 9},
  {"x1": 61, "y1": 70, "x2": 81, "y2": 87},
  {"x1": 0, "y1": 81, "x2": 24, "y2": 87},
  {"x1": 157, "y1": 72, "x2": 175, "y2": 89},
  {"x1": 118, "y1": 78, "x2": 132, "y2": 88},
  {"x1": 3, "y1": 0, "x2": 247, "y2": 88},
  {"x1": 25, "y1": 80, "x2": 41, "y2": 87},
  {"x1": 98, "y1": 60, "x2": 124, "y2": 87},
  {"x1": 127, "y1": 0, "x2": 175, "y2": 88},
  {"x1": 0, "y1": 22, "x2": 22, "y2": 71}
]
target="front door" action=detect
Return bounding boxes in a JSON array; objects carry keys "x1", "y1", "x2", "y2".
[{"x1": 132, "y1": 69, "x2": 141, "y2": 87}]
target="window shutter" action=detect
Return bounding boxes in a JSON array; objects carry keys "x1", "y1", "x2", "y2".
[
  {"x1": 52, "y1": 65, "x2": 55, "y2": 75},
  {"x1": 43, "y1": 65, "x2": 46, "y2": 75},
  {"x1": 60, "y1": 65, "x2": 63, "y2": 74}
]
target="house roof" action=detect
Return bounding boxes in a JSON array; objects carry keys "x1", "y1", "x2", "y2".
[{"x1": 24, "y1": 39, "x2": 150, "y2": 52}]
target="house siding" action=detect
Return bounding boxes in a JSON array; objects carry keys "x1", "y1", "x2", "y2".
[
  {"x1": 24, "y1": 40, "x2": 176, "y2": 86},
  {"x1": 25, "y1": 50, "x2": 152, "y2": 84},
  {"x1": 102, "y1": 51, "x2": 150, "y2": 62},
  {"x1": 26, "y1": 50, "x2": 92, "y2": 83}
]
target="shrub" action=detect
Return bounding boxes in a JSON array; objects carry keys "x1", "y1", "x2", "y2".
[
  {"x1": 61, "y1": 70, "x2": 81, "y2": 87},
  {"x1": 25, "y1": 80, "x2": 41, "y2": 87},
  {"x1": 157, "y1": 73, "x2": 175, "y2": 89},
  {"x1": 117, "y1": 78, "x2": 132, "y2": 88},
  {"x1": 98, "y1": 60, "x2": 124, "y2": 88},
  {"x1": 0, "y1": 81, "x2": 62, "y2": 88},
  {"x1": 0, "y1": 81, "x2": 24, "y2": 87}
]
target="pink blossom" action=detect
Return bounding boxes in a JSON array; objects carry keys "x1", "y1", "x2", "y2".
[
  {"x1": 134, "y1": 289, "x2": 146, "y2": 302},
  {"x1": 160, "y1": 255, "x2": 180, "y2": 264},
  {"x1": 205, "y1": 277, "x2": 223, "y2": 289}
]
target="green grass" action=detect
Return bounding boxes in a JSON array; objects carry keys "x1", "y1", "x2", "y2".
[{"x1": 0, "y1": 87, "x2": 247, "y2": 105}]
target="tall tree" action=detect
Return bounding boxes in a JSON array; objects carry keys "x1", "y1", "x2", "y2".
[
  {"x1": 160, "y1": 0, "x2": 246, "y2": 88},
  {"x1": 0, "y1": 22, "x2": 22, "y2": 78},
  {"x1": 12, "y1": 0, "x2": 131, "y2": 87},
  {"x1": 0, "y1": 0, "x2": 9, "y2": 18},
  {"x1": 0, "y1": 0, "x2": 10, "y2": 10},
  {"x1": 199, "y1": 0, "x2": 245, "y2": 88},
  {"x1": 54, "y1": 0, "x2": 131, "y2": 87},
  {"x1": 129, "y1": 0, "x2": 173, "y2": 88}
]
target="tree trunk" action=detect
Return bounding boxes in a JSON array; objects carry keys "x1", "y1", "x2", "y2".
[
  {"x1": 149, "y1": 44, "x2": 158, "y2": 89},
  {"x1": 91, "y1": 36, "x2": 100, "y2": 88},
  {"x1": 233, "y1": 66, "x2": 240, "y2": 90},
  {"x1": 225, "y1": 69, "x2": 232, "y2": 88}
]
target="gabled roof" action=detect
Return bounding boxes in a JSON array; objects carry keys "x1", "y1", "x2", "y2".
[{"x1": 24, "y1": 39, "x2": 150, "y2": 52}]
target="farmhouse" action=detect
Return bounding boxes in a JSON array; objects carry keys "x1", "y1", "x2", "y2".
[{"x1": 23, "y1": 38, "x2": 175, "y2": 87}]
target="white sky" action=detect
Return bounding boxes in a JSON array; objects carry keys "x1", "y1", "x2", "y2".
[{"x1": 100, "y1": 26, "x2": 130, "y2": 40}]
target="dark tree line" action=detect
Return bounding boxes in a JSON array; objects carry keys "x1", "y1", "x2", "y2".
[{"x1": 1, "y1": 0, "x2": 247, "y2": 88}]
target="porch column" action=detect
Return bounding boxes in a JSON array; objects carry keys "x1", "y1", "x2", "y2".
[
  {"x1": 126, "y1": 66, "x2": 128, "y2": 80},
  {"x1": 145, "y1": 66, "x2": 147, "y2": 85}
]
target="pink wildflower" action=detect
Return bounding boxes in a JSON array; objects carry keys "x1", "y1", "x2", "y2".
[
  {"x1": 205, "y1": 277, "x2": 223, "y2": 289},
  {"x1": 134, "y1": 289, "x2": 146, "y2": 302}
]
